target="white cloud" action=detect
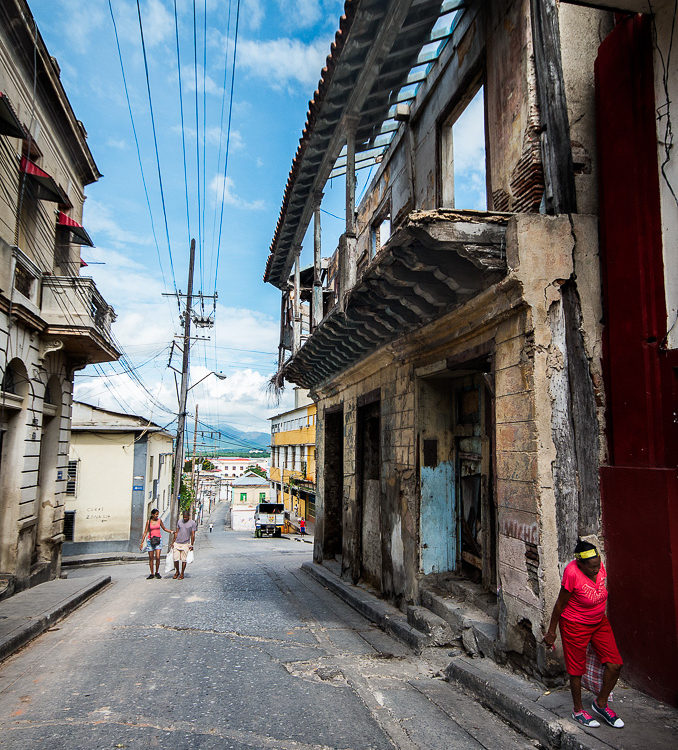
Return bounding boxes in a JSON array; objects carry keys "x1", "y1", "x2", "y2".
[
  {"x1": 138, "y1": 0, "x2": 174, "y2": 47},
  {"x1": 275, "y1": 0, "x2": 322, "y2": 29},
  {"x1": 210, "y1": 174, "x2": 265, "y2": 211},
  {"x1": 243, "y1": 0, "x2": 265, "y2": 31},
  {"x1": 106, "y1": 137, "x2": 129, "y2": 150},
  {"x1": 73, "y1": 298, "x2": 289, "y2": 433},
  {"x1": 452, "y1": 88, "x2": 487, "y2": 211},
  {"x1": 83, "y1": 200, "x2": 152, "y2": 248},
  {"x1": 58, "y1": 0, "x2": 106, "y2": 51},
  {"x1": 238, "y1": 37, "x2": 330, "y2": 90},
  {"x1": 174, "y1": 125, "x2": 243, "y2": 151}
]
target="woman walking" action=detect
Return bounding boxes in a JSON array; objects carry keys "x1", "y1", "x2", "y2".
[
  {"x1": 544, "y1": 540, "x2": 624, "y2": 729},
  {"x1": 140, "y1": 508, "x2": 172, "y2": 579}
]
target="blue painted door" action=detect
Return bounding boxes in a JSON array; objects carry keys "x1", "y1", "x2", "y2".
[{"x1": 420, "y1": 460, "x2": 456, "y2": 574}]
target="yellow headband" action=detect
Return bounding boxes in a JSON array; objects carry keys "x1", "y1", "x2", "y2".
[{"x1": 575, "y1": 549, "x2": 598, "y2": 560}]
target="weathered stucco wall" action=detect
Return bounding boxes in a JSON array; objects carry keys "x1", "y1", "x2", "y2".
[
  {"x1": 68, "y1": 432, "x2": 134, "y2": 543},
  {"x1": 313, "y1": 212, "x2": 604, "y2": 676}
]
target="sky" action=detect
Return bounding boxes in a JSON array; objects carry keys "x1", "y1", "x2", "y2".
[{"x1": 28, "y1": 0, "x2": 486, "y2": 447}]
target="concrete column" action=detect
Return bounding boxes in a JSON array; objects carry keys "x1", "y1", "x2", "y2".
[
  {"x1": 312, "y1": 191, "x2": 323, "y2": 329},
  {"x1": 292, "y1": 246, "x2": 301, "y2": 354}
]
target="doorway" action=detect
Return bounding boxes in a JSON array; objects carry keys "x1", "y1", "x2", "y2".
[
  {"x1": 418, "y1": 368, "x2": 496, "y2": 589},
  {"x1": 356, "y1": 399, "x2": 381, "y2": 588},
  {"x1": 322, "y1": 407, "x2": 344, "y2": 560}
]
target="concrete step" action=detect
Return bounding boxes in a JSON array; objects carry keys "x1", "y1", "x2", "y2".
[
  {"x1": 420, "y1": 584, "x2": 498, "y2": 659},
  {"x1": 421, "y1": 572, "x2": 498, "y2": 618}
]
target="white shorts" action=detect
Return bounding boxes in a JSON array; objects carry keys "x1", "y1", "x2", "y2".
[{"x1": 173, "y1": 541, "x2": 190, "y2": 562}]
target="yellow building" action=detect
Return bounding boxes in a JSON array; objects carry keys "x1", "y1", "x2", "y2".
[{"x1": 269, "y1": 389, "x2": 316, "y2": 530}]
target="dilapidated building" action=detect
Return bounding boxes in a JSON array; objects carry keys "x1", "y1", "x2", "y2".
[
  {"x1": 264, "y1": 0, "x2": 677, "y2": 704},
  {"x1": 0, "y1": 0, "x2": 119, "y2": 597}
]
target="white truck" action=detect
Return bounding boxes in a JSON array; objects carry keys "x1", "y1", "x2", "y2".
[{"x1": 254, "y1": 503, "x2": 285, "y2": 538}]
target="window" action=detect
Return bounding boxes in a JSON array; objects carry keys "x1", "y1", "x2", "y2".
[
  {"x1": 66, "y1": 459, "x2": 78, "y2": 496},
  {"x1": 240, "y1": 492, "x2": 247, "y2": 502},
  {"x1": 14, "y1": 263, "x2": 34, "y2": 298},
  {"x1": 63, "y1": 511, "x2": 76, "y2": 541},
  {"x1": 370, "y1": 212, "x2": 391, "y2": 257},
  {"x1": 1, "y1": 366, "x2": 16, "y2": 394},
  {"x1": 259, "y1": 492, "x2": 266, "y2": 502},
  {"x1": 439, "y1": 85, "x2": 487, "y2": 210},
  {"x1": 149, "y1": 455, "x2": 154, "y2": 480}
]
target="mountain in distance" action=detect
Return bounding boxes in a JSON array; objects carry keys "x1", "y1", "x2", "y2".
[{"x1": 198, "y1": 422, "x2": 270, "y2": 451}]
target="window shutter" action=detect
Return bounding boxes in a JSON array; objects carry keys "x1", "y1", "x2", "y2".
[
  {"x1": 63, "y1": 510, "x2": 76, "y2": 541},
  {"x1": 66, "y1": 460, "x2": 78, "y2": 495}
]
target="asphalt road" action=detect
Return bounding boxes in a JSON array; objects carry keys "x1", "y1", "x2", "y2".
[{"x1": 0, "y1": 503, "x2": 536, "y2": 750}]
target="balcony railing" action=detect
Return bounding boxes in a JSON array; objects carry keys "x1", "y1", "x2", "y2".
[{"x1": 41, "y1": 275, "x2": 120, "y2": 363}]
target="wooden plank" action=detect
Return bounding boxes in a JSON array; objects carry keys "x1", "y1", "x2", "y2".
[{"x1": 530, "y1": 0, "x2": 577, "y2": 214}]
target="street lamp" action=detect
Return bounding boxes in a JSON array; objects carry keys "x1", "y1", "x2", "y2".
[
  {"x1": 188, "y1": 370, "x2": 227, "y2": 391},
  {"x1": 171, "y1": 370, "x2": 228, "y2": 534}
]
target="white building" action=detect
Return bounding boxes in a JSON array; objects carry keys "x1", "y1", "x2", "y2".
[
  {"x1": 65, "y1": 402, "x2": 173, "y2": 555},
  {"x1": 230, "y1": 475, "x2": 269, "y2": 532}
]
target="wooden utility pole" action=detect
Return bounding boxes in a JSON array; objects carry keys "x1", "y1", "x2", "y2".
[{"x1": 170, "y1": 239, "x2": 196, "y2": 536}]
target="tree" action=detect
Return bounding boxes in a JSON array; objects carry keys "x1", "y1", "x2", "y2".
[
  {"x1": 246, "y1": 464, "x2": 267, "y2": 479},
  {"x1": 201, "y1": 458, "x2": 215, "y2": 471}
]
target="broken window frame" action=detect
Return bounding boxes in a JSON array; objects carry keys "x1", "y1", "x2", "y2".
[{"x1": 437, "y1": 73, "x2": 489, "y2": 210}]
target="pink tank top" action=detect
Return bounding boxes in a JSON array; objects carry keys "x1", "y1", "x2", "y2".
[{"x1": 149, "y1": 519, "x2": 161, "y2": 538}]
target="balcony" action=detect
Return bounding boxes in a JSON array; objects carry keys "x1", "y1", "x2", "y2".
[
  {"x1": 280, "y1": 209, "x2": 509, "y2": 390},
  {"x1": 41, "y1": 276, "x2": 120, "y2": 364}
]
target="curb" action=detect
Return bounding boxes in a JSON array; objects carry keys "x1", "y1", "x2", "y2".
[
  {"x1": 0, "y1": 575, "x2": 111, "y2": 664},
  {"x1": 445, "y1": 656, "x2": 610, "y2": 750},
  {"x1": 301, "y1": 561, "x2": 429, "y2": 651},
  {"x1": 62, "y1": 554, "x2": 150, "y2": 567}
]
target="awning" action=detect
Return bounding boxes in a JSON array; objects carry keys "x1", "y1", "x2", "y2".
[
  {"x1": 0, "y1": 92, "x2": 25, "y2": 138},
  {"x1": 20, "y1": 156, "x2": 67, "y2": 203},
  {"x1": 57, "y1": 211, "x2": 94, "y2": 247}
]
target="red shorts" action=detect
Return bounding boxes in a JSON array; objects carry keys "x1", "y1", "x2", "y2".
[{"x1": 559, "y1": 615, "x2": 623, "y2": 676}]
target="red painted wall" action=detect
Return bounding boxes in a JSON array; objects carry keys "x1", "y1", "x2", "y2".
[{"x1": 596, "y1": 15, "x2": 678, "y2": 706}]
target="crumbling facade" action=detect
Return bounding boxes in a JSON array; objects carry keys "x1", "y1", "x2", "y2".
[
  {"x1": 264, "y1": 0, "x2": 677, "y2": 704},
  {"x1": 0, "y1": 0, "x2": 119, "y2": 596}
]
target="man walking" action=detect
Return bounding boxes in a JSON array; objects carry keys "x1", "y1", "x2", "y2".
[
  {"x1": 172, "y1": 510, "x2": 197, "y2": 579},
  {"x1": 209, "y1": 522, "x2": 213, "y2": 533}
]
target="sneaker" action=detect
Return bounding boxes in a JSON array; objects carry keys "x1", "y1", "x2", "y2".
[
  {"x1": 154, "y1": 573, "x2": 161, "y2": 579},
  {"x1": 572, "y1": 710, "x2": 600, "y2": 728},
  {"x1": 591, "y1": 701, "x2": 624, "y2": 728},
  {"x1": 146, "y1": 574, "x2": 154, "y2": 579}
]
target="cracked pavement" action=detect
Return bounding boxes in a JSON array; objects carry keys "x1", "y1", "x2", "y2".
[{"x1": 0, "y1": 502, "x2": 536, "y2": 749}]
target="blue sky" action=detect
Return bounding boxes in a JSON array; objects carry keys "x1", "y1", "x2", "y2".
[
  {"x1": 29, "y1": 1, "x2": 487, "y2": 441},
  {"x1": 28, "y1": 0, "x2": 351, "y2": 438}
]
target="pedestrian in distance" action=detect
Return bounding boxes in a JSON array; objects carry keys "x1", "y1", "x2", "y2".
[
  {"x1": 172, "y1": 510, "x2": 197, "y2": 579},
  {"x1": 299, "y1": 516, "x2": 306, "y2": 536},
  {"x1": 209, "y1": 522, "x2": 213, "y2": 533},
  {"x1": 543, "y1": 540, "x2": 624, "y2": 729},
  {"x1": 140, "y1": 508, "x2": 172, "y2": 579}
]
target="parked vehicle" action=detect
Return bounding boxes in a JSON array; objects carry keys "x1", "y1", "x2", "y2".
[{"x1": 254, "y1": 503, "x2": 284, "y2": 538}]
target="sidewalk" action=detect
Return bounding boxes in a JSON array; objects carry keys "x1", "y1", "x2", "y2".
[
  {"x1": 62, "y1": 551, "x2": 149, "y2": 567},
  {"x1": 301, "y1": 561, "x2": 678, "y2": 750},
  {"x1": 0, "y1": 574, "x2": 110, "y2": 663}
]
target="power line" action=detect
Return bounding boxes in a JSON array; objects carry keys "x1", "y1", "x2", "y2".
[
  {"x1": 135, "y1": 0, "x2": 178, "y2": 293},
  {"x1": 173, "y1": 0, "x2": 192, "y2": 246},
  {"x1": 107, "y1": 0, "x2": 173, "y2": 303},
  {"x1": 214, "y1": 0, "x2": 241, "y2": 297}
]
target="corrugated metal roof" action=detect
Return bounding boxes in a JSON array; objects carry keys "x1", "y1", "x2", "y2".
[{"x1": 264, "y1": 0, "x2": 462, "y2": 289}]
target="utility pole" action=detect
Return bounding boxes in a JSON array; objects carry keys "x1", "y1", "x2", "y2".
[{"x1": 170, "y1": 238, "x2": 196, "y2": 536}]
